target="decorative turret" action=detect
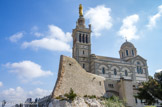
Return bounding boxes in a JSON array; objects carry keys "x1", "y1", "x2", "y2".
[{"x1": 119, "y1": 40, "x2": 137, "y2": 60}]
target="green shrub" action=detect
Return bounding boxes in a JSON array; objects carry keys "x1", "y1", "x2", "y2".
[
  {"x1": 84, "y1": 95, "x2": 88, "y2": 97},
  {"x1": 84, "y1": 95, "x2": 97, "y2": 99},
  {"x1": 55, "y1": 96, "x2": 67, "y2": 100},
  {"x1": 89, "y1": 95, "x2": 96, "y2": 99},
  {"x1": 64, "y1": 88, "x2": 77, "y2": 101}
]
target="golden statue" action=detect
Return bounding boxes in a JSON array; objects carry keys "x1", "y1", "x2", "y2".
[{"x1": 79, "y1": 4, "x2": 83, "y2": 16}]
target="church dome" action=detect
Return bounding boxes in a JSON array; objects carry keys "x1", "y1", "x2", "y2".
[
  {"x1": 119, "y1": 41, "x2": 137, "y2": 59},
  {"x1": 120, "y1": 41, "x2": 135, "y2": 49}
]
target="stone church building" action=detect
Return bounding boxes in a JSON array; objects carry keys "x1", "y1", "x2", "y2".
[
  {"x1": 52, "y1": 4, "x2": 149, "y2": 107},
  {"x1": 72, "y1": 7, "x2": 148, "y2": 82}
]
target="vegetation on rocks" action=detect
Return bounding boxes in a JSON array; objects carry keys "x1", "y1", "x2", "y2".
[
  {"x1": 84, "y1": 95, "x2": 97, "y2": 99},
  {"x1": 103, "y1": 96, "x2": 125, "y2": 107},
  {"x1": 55, "y1": 89, "x2": 125, "y2": 107},
  {"x1": 64, "y1": 88, "x2": 77, "y2": 101}
]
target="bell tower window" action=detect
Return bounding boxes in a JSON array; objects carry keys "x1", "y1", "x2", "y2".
[
  {"x1": 79, "y1": 33, "x2": 81, "y2": 42},
  {"x1": 82, "y1": 34, "x2": 85, "y2": 43},
  {"x1": 126, "y1": 50, "x2": 128, "y2": 56},
  {"x1": 86, "y1": 35, "x2": 88, "y2": 43}
]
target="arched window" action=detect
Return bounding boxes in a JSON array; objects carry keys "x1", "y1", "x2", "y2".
[
  {"x1": 79, "y1": 33, "x2": 81, "y2": 42},
  {"x1": 132, "y1": 50, "x2": 134, "y2": 56},
  {"x1": 137, "y1": 66, "x2": 140, "y2": 74},
  {"x1": 114, "y1": 69, "x2": 117, "y2": 75},
  {"x1": 82, "y1": 34, "x2": 85, "y2": 43},
  {"x1": 102, "y1": 67, "x2": 105, "y2": 74},
  {"x1": 137, "y1": 66, "x2": 143, "y2": 74},
  {"x1": 122, "y1": 52, "x2": 124, "y2": 58},
  {"x1": 125, "y1": 70, "x2": 128, "y2": 76},
  {"x1": 136, "y1": 61, "x2": 143, "y2": 74},
  {"x1": 126, "y1": 50, "x2": 128, "y2": 56},
  {"x1": 137, "y1": 61, "x2": 140, "y2": 65},
  {"x1": 140, "y1": 67, "x2": 143, "y2": 74},
  {"x1": 86, "y1": 35, "x2": 88, "y2": 43}
]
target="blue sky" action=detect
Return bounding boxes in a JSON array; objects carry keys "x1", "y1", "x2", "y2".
[{"x1": 0, "y1": 0, "x2": 162, "y2": 105}]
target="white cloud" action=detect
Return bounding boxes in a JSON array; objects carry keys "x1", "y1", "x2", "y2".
[
  {"x1": 31, "y1": 26, "x2": 44, "y2": 37},
  {"x1": 34, "y1": 32, "x2": 44, "y2": 37},
  {"x1": 22, "y1": 38, "x2": 71, "y2": 52},
  {"x1": 22, "y1": 25, "x2": 72, "y2": 52},
  {"x1": 5, "y1": 61, "x2": 53, "y2": 81},
  {"x1": 147, "y1": 5, "x2": 162, "y2": 29},
  {"x1": 85, "y1": 5, "x2": 112, "y2": 36},
  {"x1": 0, "y1": 87, "x2": 25, "y2": 104},
  {"x1": 0, "y1": 81, "x2": 3, "y2": 87},
  {"x1": 28, "y1": 88, "x2": 51, "y2": 98},
  {"x1": 48, "y1": 25, "x2": 72, "y2": 42},
  {"x1": 9, "y1": 32, "x2": 23, "y2": 42},
  {"x1": 155, "y1": 69, "x2": 162, "y2": 73},
  {"x1": 0, "y1": 87, "x2": 51, "y2": 106},
  {"x1": 118, "y1": 14, "x2": 139, "y2": 41}
]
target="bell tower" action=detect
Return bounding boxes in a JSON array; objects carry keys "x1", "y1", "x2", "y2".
[{"x1": 72, "y1": 4, "x2": 91, "y2": 72}]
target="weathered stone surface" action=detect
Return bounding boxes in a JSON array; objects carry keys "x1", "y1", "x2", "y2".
[
  {"x1": 48, "y1": 97, "x2": 104, "y2": 107},
  {"x1": 48, "y1": 99, "x2": 72, "y2": 107},
  {"x1": 52, "y1": 55, "x2": 105, "y2": 98},
  {"x1": 84, "y1": 98, "x2": 104, "y2": 107}
]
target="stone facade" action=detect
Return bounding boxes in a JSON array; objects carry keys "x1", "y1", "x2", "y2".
[{"x1": 90, "y1": 54, "x2": 148, "y2": 82}]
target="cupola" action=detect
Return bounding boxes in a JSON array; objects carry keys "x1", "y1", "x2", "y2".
[{"x1": 119, "y1": 40, "x2": 137, "y2": 59}]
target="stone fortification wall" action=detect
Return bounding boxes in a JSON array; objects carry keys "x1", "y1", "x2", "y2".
[
  {"x1": 52, "y1": 55, "x2": 105, "y2": 98},
  {"x1": 118, "y1": 78, "x2": 136, "y2": 107}
]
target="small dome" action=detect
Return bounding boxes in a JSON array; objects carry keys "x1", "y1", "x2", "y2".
[
  {"x1": 120, "y1": 41, "x2": 135, "y2": 49},
  {"x1": 119, "y1": 41, "x2": 137, "y2": 59}
]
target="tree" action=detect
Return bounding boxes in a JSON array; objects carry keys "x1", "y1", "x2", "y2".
[{"x1": 135, "y1": 72, "x2": 162, "y2": 105}]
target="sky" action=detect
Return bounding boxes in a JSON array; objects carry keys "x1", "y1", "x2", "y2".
[{"x1": 0, "y1": 0, "x2": 162, "y2": 106}]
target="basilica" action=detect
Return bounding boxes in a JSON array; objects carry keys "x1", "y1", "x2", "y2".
[
  {"x1": 52, "y1": 4, "x2": 149, "y2": 107},
  {"x1": 72, "y1": 4, "x2": 148, "y2": 82}
]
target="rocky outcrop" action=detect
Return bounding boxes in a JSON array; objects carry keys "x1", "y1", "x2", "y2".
[{"x1": 48, "y1": 97, "x2": 104, "y2": 107}]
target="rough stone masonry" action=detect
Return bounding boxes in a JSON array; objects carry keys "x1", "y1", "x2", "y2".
[{"x1": 52, "y1": 55, "x2": 106, "y2": 98}]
